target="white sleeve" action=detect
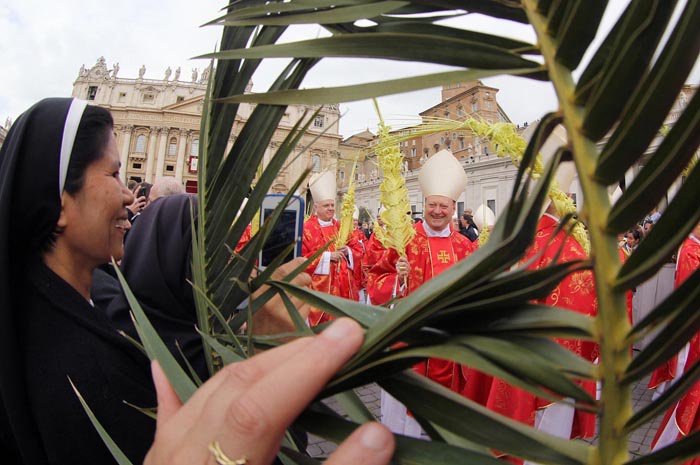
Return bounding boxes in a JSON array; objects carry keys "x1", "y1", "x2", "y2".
[{"x1": 314, "y1": 251, "x2": 331, "y2": 275}]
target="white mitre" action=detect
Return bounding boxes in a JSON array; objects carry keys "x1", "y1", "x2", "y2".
[
  {"x1": 521, "y1": 123, "x2": 575, "y2": 214},
  {"x1": 474, "y1": 204, "x2": 496, "y2": 231},
  {"x1": 418, "y1": 149, "x2": 467, "y2": 201},
  {"x1": 353, "y1": 205, "x2": 359, "y2": 220},
  {"x1": 609, "y1": 186, "x2": 623, "y2": 204},
  {"x1": 308, "y1": 170, "x2": 336, "y2": 202}
]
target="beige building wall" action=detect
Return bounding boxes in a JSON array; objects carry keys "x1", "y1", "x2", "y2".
[{"x1": 71, "y1": 57, "x2": 341, "y2": 195}]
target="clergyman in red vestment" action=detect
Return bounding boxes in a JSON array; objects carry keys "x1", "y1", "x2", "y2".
[
  {"x1": 302, "y1": 171, "x2": 360, "y2": 326},
  {"x1": 651, "y1": 221, "x2": 700, "y2": 463},
  {"x1": 484, "y1": 125, "x2": 599, "y2": 464},
  {"x1": 372, "y1": 150, "x2": 476, "y2": 437}
]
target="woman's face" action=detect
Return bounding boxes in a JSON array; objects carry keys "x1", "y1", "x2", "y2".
[
  {"x1": 57, "y1": 132, "x2": 133, "y2": 267},
  {"x1": 626, "y1": 232, "x2": 639, "y2": 248}
]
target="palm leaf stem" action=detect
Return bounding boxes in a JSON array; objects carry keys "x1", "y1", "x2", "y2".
[{"x1": 523, "y1": 2, "x2": 631, "y2": 465}]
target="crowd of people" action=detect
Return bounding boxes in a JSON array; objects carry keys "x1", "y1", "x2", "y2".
[{"x1": 1, "y1": 97, "x2": 697, "y2": 465}]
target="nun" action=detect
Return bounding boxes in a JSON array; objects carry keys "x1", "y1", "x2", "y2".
[{"x1": 0, "y1": 98, "x2": 155, "y2": 463}]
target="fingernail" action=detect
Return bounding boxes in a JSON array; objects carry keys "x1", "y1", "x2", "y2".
[
  {"x1": 360, "y1": 423, "x2": 390, "y2": 451},
  {"x1": 321, "y1": 318, "x2": 355, "y2": 341}
]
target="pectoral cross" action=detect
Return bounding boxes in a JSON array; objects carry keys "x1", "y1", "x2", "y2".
[{"x1": 437, "y1": 250, "x2": 451, "y2": 264}]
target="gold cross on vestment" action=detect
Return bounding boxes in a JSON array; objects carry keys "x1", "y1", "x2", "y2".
[{"x1": 437, "y1": 250, "x2": 451, "y2": 264}]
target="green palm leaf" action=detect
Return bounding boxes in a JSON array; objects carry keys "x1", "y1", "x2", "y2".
[{"x1": 131, "y1": 2, "x2": 700, "y2": 465}]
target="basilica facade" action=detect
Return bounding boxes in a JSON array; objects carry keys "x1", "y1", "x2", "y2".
[{"x1": 71, "y1": 57, "x2": 342, "y2": 194}]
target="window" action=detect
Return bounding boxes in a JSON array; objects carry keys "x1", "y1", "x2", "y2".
[
  {"x1": 452, "y1": 132, "x2": 457, "y2": 140},
  {"x1": 486, "y1": 100, "x2": 493, "y2": 110},
  {"x1": 87, "y1": 86, "x2": 98, "y2": 101},
  {"x1": 168, "y1": 137, "x2": 177, "y2": 157},
  {"x1": 134, "y1": 134, "x2": 146, "y2": 153},
  {"x1": 176, "y1": 96, "x2": 184, "y2": 103},
  {"x1": 165, "y1": 165, "x2": 174, "y2": 172},
  {"x1": 339, "y1": 170, "x2": 345, "y2": 181},
  {"x1": 459, "y1": 138, "x2": 465, "y2": 150},
  {"x1": 487, "y1": 199, "x2": 496, "y2": 214},
  {"x1": 142, "y1": 93, "x2": 155, "y2": 103},
  {"x1": 132, "y1": 162, "x2": 142, "y2": 170},
  {"x1": 118, "y1": 92, "x2": 127, "y2": 103},
  {"x1": 483, "y1": 146, "x2": 489, "y2": 155},
  {"x1": 313, "y1": 115, "x2": 324, "y2": 128},
  {"x1": 411, "y1": 147, "x2": 416, "y2": 157},
  {"x1": 190, "y1": 138, "x2": 199, "y2": 156},
  {"x1": 471, "y1": 100, "x2": 478, "y2": 112},
  {"x1": 311, "y1": 154, "x2": 321, "y2": 172},
  {"x1": 458, "y1": 105, "x2": 465, "y2": 117},
  {"x1": 412, "y1": 140, "x2": 416, "y2": 146},
  {"x1": 444, "y1": 110, "x2": 450, "y2": 119}
]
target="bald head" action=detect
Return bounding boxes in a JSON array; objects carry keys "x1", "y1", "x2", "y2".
[{"x1": 149, "y1": 177, "x2": 185, "y2": 203}]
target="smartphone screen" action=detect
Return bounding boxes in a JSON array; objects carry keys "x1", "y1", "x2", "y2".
[{"x1": 260, "y1": 208, "x2": 300, "y2": 267}]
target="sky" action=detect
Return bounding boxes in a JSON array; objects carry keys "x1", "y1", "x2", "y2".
[{"x1": 1, "y1": 1, "x2": 697, "y2": 138}]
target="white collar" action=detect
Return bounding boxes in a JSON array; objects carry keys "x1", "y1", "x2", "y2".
[
  {"x1": 423, "y1": 223, "x2": 451, "y2": 238},
  {"x1": 543, "y1": 212, "x2": 559, "y2": 222},
  {"x1": 691, "y1": 234, "x2": 700, "y2": 245},
  {"x1": 318, "y1": 217, "x2": 334, "y2": 227}
]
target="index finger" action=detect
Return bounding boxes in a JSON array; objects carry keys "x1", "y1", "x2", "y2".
[{"x1": 194, "y1": 319, "x2": 364, "y2": 464}]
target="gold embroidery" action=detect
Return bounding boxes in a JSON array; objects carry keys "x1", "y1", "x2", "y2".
[{"x1": 437, "y1": 250, "x2": 450, "y2": 264}]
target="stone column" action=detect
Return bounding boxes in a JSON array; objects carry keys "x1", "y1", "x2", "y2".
[
  {"x1": 120, "y1": 125, "x2": 134, "y2": 182},
  {"x1": 155, "y1": 127, "x2": 169, "y2": 179},
  {"x1": 175, "y1": 129, "x2": 190, "y2": 181},
  {"x1": 225, "y1": 136, "x2": 235, "y2": 156},
  {"x1": 145, "y1": 127, "x2": 158, "y2": 183}
]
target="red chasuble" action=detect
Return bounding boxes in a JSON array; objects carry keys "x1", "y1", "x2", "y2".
[
  {"x1": 652, "y1": 234, "x2": 700, "y2": 460},
  {"x1": 485, "y1": 214, "x2": 599, "y2": 443},
  {"x1": 363, "y1": 232, "x2": 387, "y2": 302},
  {"x1": 350, "y1": 228, "x2": 367, "y2": 288},
  {"x1": 234, "y1": 224, "x2": 252, "y2": 254},
  {"x1": 302, "y1": 216, "x2": 360, "y2": 326},
  {"x1": 368, "y1": 222, "x2": 475, "y2": 390}
]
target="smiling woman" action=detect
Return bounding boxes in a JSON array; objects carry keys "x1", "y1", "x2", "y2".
[{"x1": 0, "y1": 98, "x2": 156, "y2": 464}]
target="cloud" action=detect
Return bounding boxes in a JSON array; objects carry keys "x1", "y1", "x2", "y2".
[{"x1": 2, "y1": 0, "x2": 697, "y2": 139}]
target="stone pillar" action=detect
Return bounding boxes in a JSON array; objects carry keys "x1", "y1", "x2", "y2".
[
  {"x1": 175, "y1": 129, "x2": 190, "y2": 182},
  {"x1": 120, "y1": 125, "x2": 134, "y2": 182},
  {"x1": 155, "y1": 127, "x2": 169, "y2": 179},
  {"x1": 145, "y1": 127, "x2": 158, "y2": 183}
]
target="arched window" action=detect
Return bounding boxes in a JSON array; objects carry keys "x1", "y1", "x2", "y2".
[
  {"x1": 134, "y1": 134, "x2": 146, "y2": 153},
  {"x1": 190, "y1": 138, "x2": 199, "y2": 156},
  {"x1": 168, "y1": 137, "x2": 177, "y2": 156},
  {"x1": 311, "y1": 154, "x2": 321, "y2": 172}
]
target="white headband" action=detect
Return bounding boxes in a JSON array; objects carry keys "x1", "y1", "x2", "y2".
[{"x1": 58, "y1": 99, "x2": 89, "y2": 194}]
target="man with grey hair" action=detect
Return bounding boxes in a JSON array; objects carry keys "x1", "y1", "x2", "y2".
[
  {"x1": 148, "y1": 177, "x2": 185, "y2": 204},
  {"x1": 125, "y1": 177, "x2": 185, "y2": 232}
]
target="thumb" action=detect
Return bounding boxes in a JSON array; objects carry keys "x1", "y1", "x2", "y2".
[{"x1": 151, "y1": 360, "x2": 182, "y2": 430}]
